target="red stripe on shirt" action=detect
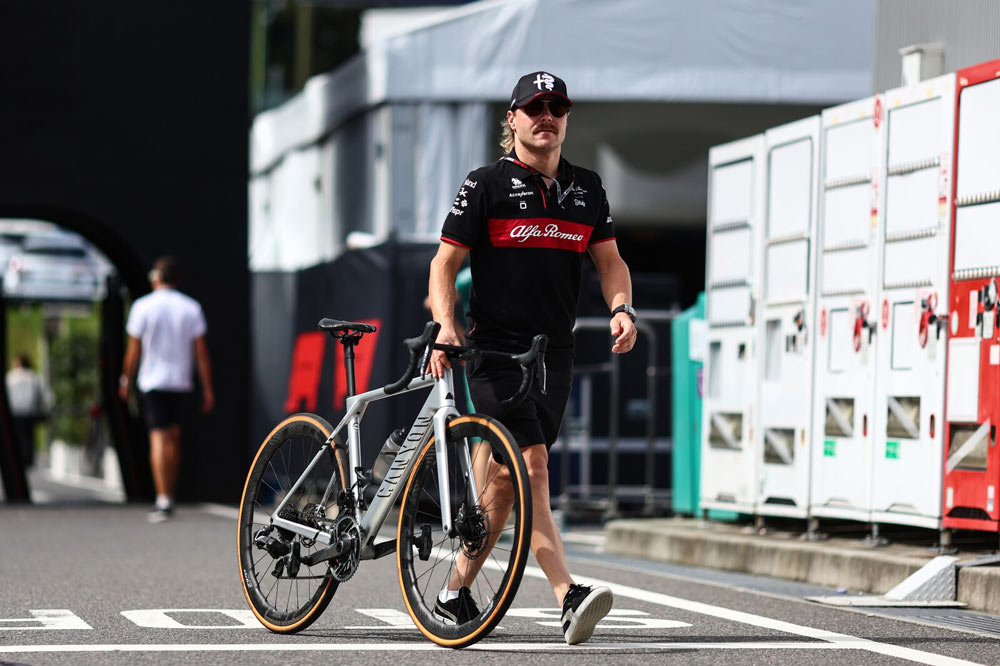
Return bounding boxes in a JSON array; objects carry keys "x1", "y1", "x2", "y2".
[
  {"x1": 487, "y1": 218, "x2": 593, "y2": 252},
  {"x1": 441, "y1": 236, "x2": 472, "y2": 250},
  {"x1": 589, "y1": 236, "x2": 616, "y2": 245}
]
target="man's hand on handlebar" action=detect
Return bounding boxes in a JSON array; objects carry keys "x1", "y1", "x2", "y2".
[{"x1": 429, "y1": 327, "x2": 464, "y2": 379}]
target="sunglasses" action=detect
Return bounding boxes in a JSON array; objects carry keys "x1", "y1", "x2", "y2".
[{"x1": 519, "y1": 98, "x2": 570, "y2": 118}]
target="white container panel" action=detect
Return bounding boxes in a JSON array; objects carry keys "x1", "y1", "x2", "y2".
[
  {"x1": 954, "y1": 202, "x2": 1000, "y2": 273},
  {"x1": 823, "y1": 185, "x2": 870, "y2": 247},
  {"x1": 765, "y1": 240, "x2": 809, "y2": 301},
  {"x1": 827, "y1": 308, "x2": 853, "y2": 373},
  {"x1": 890, "y1": 301, "x2": 916, "y2": 370},
  {"x1": 825, "y1": 120, "x2": 875, "y2": 181},
  {"x1": 707, "y1": 286, "x2": 751, "y2": 325},
  {"x1": 711, "y1": 160, "x2": 754, "y2": 223},
  {"x1": 947, "y1": 338, "x2": 981, "y2": 422},
  {"x1": 768, "y1": 139, "x2": 813, "y2": 238},
  {"x1": 822, "y1": 248, "x2": 869, "y2": 294},
  {"x1": 887, "y1": 98, "x2": 943, "y2": 165},
  {"x1": 956, "y1": 77, "x2": 1000, "y2": 199},
  {"x1": 709, "y1": 227, "x2": 753, "y2": 284},
  {"x1": 883, "y1": 236, "x2": 936, "y2": 287},
  {"x1": 885, "y1": 169, "x2": 940, "y2": 235}
]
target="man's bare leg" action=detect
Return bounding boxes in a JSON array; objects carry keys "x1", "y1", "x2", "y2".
[
  {"x1": 150, "y1": 425, "x2": 182, "y2": 499},
  {"x1": 449, "y1": 452, "x2": 515, "y2": 590},
  {"x1": 520, "y1": 444, "x2": 572, "y2": 605},
  {"x1": 448, "y1": 444, "x2": 573, "y2": 605}
]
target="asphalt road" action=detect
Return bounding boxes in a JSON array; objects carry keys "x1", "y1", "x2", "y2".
[{"x1": 1, "y1": 504, "x2": 999, "y2": 666}]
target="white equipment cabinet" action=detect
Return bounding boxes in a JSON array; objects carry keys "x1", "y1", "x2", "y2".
[
  {"x1": 872, "y1": 74, "x2": 956, "y2": 529},
  {"x1": 755, "y1": 116, "x2": 821, "y2": 518},
  {"x1": 810, "y1": 96, "x2": 884, "y2": 522},
  {"x1": 700, "y1": 135, "x2": 765, "y2": 515}
]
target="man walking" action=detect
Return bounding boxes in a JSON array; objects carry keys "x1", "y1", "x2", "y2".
[
  {"x1": 427, "y1": 71, "x2": 637, "y2": 645},
  {"x1": 119, "y1": 256, "x2": 214, "y2": 522}
]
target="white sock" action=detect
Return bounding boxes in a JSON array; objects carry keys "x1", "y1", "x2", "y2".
[
  {"x1": 438, "y1": 588, "x2": 460, "y2": 603},
  {"x1": 155, "y1": 494, "x2": 172, "y2": 510}
]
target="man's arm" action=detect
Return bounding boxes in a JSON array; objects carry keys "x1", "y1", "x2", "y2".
[
  {"x1": 119, "y1": 336, "x2": 141, "y2": 400},
  {"x1": 194, "y1": 335, "x2": 215, "y2": 413},
  {"x1": 588, "y1": 240, "x2": 637, "y2": 354},
  {"x1": 428, "y1": 241, "x2": 469, "y2": 378}
]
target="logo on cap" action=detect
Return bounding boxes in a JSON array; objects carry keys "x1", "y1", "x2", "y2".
[{"x1": 533, "y1": 73, "x2": 555, "y2": 91}]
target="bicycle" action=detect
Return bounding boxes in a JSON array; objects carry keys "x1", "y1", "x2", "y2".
[{"x1": 238, "y1": 318, "x2": 548, "y2": 648}]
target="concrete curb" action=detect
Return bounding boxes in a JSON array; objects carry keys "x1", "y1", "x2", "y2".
[{"x1": 604, "y1": 518, "x2": 1000, "y2": 615}]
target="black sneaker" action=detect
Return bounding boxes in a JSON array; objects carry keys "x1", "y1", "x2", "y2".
[
  {"x1": 561, "y1": 583, "x2": 613, "y2": 645},
  {"x1": 147, "y1": 506, "x2": 173, "y2": 524},
  {"x1": 433, "y1": 587, "x2": 480, "y2": 625}
]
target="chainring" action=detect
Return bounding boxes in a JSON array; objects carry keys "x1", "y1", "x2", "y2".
[{"x1": 330, "y1": 515, "x2": 361, "y2": 582}]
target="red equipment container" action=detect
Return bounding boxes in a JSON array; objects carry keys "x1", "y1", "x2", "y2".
[{"x1": 942, "y1": 58, "x2": 1000, "y2": 532}]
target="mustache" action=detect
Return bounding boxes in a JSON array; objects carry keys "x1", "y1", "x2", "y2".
[{"x1": 534, "y1": 124, "x2": 557, "y2": 133}]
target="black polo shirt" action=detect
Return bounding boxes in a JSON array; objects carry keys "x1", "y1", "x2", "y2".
[{"x1": 441, "y1": 151, "x2": 616, "y2": 349}]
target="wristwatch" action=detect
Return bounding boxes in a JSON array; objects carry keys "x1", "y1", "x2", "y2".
[{"x1": 612, "y1": 303, "x2": 636, "y2": 322}]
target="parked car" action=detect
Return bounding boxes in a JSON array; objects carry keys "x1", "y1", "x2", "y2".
[{"x1": 4, "y1": 232, "x2": 102, "y2": 302}]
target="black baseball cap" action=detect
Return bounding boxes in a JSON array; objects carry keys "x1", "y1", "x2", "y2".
[{"x1": 509, "y1": 71, "x2": 573, "y2": 110}]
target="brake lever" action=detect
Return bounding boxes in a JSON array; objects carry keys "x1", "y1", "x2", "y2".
[{"x1": 419, "y1": 343, "x2": 434, "y2": 380}]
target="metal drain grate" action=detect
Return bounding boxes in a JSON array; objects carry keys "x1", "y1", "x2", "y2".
[{"x1": 883, "y1": 608, "x2": 1000, "y2": 636}]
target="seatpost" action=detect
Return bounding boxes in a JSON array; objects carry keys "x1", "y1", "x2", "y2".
[{"x1": 340, "y1": 333, "x2": 362, "y2": 397}]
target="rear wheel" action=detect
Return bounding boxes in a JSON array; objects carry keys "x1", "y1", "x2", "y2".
[
  {"x1": 238, "y1": 413, "x2": 346, "y2": 633},
  {"x1": 396, "y1": 414, "x2": 532, "y2": 648}
]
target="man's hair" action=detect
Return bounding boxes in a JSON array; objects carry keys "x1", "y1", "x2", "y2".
[
  {"x1": 15, "y1": 354, "x2": 30, "y2": 370},
  {"x1": 499, "y1": 117, "x2": 514, "y2": 154},
  {"x1": 152, "y1": 256, "x2": 178, "y2": 285}
]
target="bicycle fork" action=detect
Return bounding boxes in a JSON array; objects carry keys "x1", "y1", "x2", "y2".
[{"x1": 432, "y1": 368, "x2": 478, "y2": 537}]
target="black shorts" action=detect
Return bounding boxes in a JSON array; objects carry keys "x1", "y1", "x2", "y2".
[
  {"x1": 466, "y1": 342, "x2": 573, "y2": 451},
  {"x1": 140, "y1": 390, "x2": 191, "y2": 430}
]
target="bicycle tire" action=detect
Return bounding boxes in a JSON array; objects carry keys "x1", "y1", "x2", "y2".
[
  {"x1": 238, "y1": 413, "x2": 346, "y2": 633},
  {"x1": 396, "y1": 414, "x2": 532, "y2": 648}
]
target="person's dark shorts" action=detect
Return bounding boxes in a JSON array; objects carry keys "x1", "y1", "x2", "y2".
[
  {"x1": 465, "y1": 341, "x2": 574, "y2": 452},
  {"x1": 140, "y1": 390, "x2": 191, "y2": 430}
]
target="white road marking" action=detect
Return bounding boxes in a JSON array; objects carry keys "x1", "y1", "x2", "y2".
[
  {"x1": 0, "y1": 610, "x2": 92, "y2": 631},
  {"x1": 516, "y1": 564, "x2": 983, "y2": 666},
  {"x1": 345, "y1": 608, "x2": 418, "y2": 630},
  {"x1": 120, "y1": 609, "x2": 260, "y2": 629},
  {"x1": 0, "y1": 641, "x2": 919, "y2": 654},
  {"x1": 505, "y1": 608, "x2": 690, "y2": 630},
  {"x1": 559, "y1": 531, "x2": 605, "y2": 546},
  {"x1": 198, "y1": 503, "x2": 240, "y2": 520}
]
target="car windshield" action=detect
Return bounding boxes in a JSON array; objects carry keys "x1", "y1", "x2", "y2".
[{"x1": 26, "y1": 247, "x2": 87, "y2": 258}]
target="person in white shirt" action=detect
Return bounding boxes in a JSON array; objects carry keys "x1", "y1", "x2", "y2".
[
  {"x1": 119, "y1": 256, "x2": 214, "y2": 522},
  {"x1": 6, "y1": 354, "x2": 48, "y2": 467}
]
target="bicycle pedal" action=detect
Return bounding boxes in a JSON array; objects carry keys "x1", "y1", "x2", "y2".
[{"x1": 417, "y1": 524, "x2": 432, "y2": 561}]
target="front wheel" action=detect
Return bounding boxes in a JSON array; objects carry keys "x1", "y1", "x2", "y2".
[
  {"x1": 397, "y1": 414, "x2": 532, "y2": 648},
  {"x1": 237, "y1": 413, "x2": 346, "y2": 633}
]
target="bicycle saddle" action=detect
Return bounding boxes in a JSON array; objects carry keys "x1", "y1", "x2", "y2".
[{"x1": 317, "y1": 318, "x2": 377, "y2": 334}]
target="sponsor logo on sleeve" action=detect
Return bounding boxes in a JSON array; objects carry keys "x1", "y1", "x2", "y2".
[{"x1": 464, "y1": 179, "x2": 478, "y2": 189}]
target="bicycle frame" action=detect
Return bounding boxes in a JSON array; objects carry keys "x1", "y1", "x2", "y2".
[{"x1": 267, "y1": 367, "x2": 476, "y2": 560}]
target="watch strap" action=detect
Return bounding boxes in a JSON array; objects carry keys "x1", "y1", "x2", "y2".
[{"x1": 612, "y1": 303, "x2": 636, "y2": 322}]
